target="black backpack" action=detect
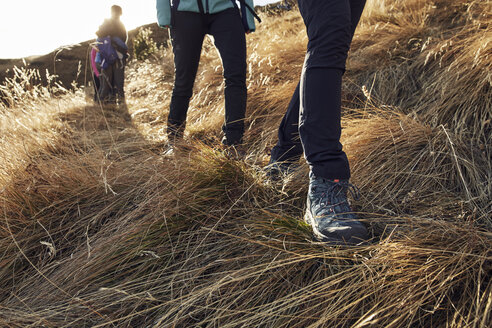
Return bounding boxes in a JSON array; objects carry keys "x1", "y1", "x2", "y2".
[{"x1": 230, "y1": 0, "x2": 262, "y2": 31}]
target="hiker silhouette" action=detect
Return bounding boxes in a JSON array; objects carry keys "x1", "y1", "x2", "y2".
[{"x1": 95, "y1": 5, "x2": 128, "y2": 106}]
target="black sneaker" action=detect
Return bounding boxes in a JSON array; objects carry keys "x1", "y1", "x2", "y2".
[{"x1": 304, "y1": 173, "x2": 368, "y2": 244}]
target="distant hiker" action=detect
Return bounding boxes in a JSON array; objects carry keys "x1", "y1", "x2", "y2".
[
  {"x1": 156, "y1": 0, "x2": 260, "y2": 155},
  {"x1": 266, "y1": 0, "x2": 369, "y2": 244},
  {"x1": 90, "y1": 47, "x2": 101, "y2": 101},
  {"x1": 96, "y1": 5, "x2": 128, "y2": 105}
]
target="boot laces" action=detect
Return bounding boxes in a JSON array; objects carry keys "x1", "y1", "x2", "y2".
[{"x1": 315, "y1": 180, "x2": 360, "y2": 208}]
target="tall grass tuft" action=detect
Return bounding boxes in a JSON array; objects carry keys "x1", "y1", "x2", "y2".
[{"x1": 0, "y1": 64, "x2": 67, "y2": 110}]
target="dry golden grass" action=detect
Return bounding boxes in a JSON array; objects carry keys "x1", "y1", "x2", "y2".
[
  {"x1": 0, "y1": 0, "x2": 491, "y2": 327},
  {"x1": 350, "y1": 0, "x2": 492, "y2": 140}
]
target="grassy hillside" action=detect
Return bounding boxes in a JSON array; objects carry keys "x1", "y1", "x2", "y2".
[
  {"x1": 0, "y1": 0, "x2": 491, "y2": 327},
  {"x1": 0, "y1": 23, "x2": 169, "y2": 93}
]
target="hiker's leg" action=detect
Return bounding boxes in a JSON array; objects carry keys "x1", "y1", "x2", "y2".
[
  {"x1": 209, "y1": 8, "x2": 247, "y2": 145},
  {"x1": 350, "y1": 0, "x2": 366, "y2": 36},
  {"x1": 270, "y1": 0, "x2": 365, "y2": 166},
  {"x1": 299, "y1": 0, "x2": 369, "y2": 244},
  {"x1": 113, "y1": 59, "x2": 126, "y2": 100},
  {"x1": 168, "y1": 12, "x2": 205, "y2": 140},
  {"x1": 99, "y1": 64, "x2": 115, "y2": 103},
  {"x1": 297, "y1": 0, "x2": 357, "y2": 180},
  {"x1": 93, "y1": 73, "x2": 100, "y2": 101},
  {"x1": 270, "y1": 83, "x2": 303, "y2": 163},
  {"x1": 109, "y1": 63, "x2": 117, "y2": 103}
]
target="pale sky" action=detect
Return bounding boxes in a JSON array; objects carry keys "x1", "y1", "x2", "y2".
[{"x1": 0, "y1": 0, "x2": 277, "y2": 59}]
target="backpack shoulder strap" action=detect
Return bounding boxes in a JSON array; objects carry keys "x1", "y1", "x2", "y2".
[
  {"x1": 196, "y1": 0, "x2": 205, "y2": 14},
  {"x1": 236, "y1": 0, "x2": 261, "y2": 23}
]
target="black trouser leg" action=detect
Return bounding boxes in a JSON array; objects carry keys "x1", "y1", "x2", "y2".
[
  {"x1": 209, "y1": 8, "x2": 247, "y2": 145},
  {"x1": 168, "y1": 12, "x2": 205, "y2": 140},
  {"x1": 349, "y1": 0, "x2": 366, "y2": 35},
  {"x1": 113, "y1": 59, "x2": 126, "y2": 100},
  {"x1": 271, "y1": 0, "x2": 366, "y2": 179},
  {"x1": 270, "y1": 83, "x2": 303, "y2": 163},
  {"x1": 93, "y1": 73, "x2": 100, "y2": 101},
  {"x1": 99, "y1": 64, "x2": 115, "y2": 103},
  {"x1": 299, "y1": 67, "x2": 348, "y2": 179}
]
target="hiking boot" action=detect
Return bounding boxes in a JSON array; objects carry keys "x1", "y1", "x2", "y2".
[
  {"x1": 223, "y1": 143, "x2": 246, "y2": 160},
  {"x1": 162, "y1": 143, "x2": 175, "y2": 158},
  {"x1": 163, "y1": 129, "x2": 184, "y2": 159},
  {"x1": 162, "y1": 137, "x2": 181, "y2": 158},
  {"x1": 101, "y1": 96, "x2": 117, "y2": 106},
  {"x1": 305, "y1": 173, "x2": 368, "y2": 244},
  {"x1": 264, "y1": 158, "x2": 298, "y2": 181}
]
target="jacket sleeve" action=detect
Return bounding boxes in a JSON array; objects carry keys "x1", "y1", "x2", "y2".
[
  {"x1": 156, "y1": 0, "x2": 172, "y2": 27},
  {"x1": 244, "y1": 0, "x2": 256, "y2": 32}
]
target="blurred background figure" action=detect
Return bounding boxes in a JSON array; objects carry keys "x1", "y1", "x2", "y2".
[
  {"x1": 96, "y1": 4, "x2": 128, "y2": 105},
  {"x1": 90, "y1": 47, "x2": 101, "y2": 101}
]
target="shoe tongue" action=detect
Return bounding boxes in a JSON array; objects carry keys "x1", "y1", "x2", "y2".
[
  {"x1": 311, "y1": 177, "x2": 343, "y2": 193},
  {"x1": 322, "y1": 178, "x2": 345, "y2": 186}
]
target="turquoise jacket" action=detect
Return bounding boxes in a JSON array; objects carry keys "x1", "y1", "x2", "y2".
[{"x1": 156, "y1": 0, "x2": 257, "y2": 32}]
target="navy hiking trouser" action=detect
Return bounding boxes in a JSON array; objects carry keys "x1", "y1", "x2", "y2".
[
  {"x1": 99, "y1": 59, "x2": 126, "y2": 102},
  {"x1": 270, "y1": 0, "x2": 366, "y2": 180},
  {"x1": 168, "y1": 8, "x2": 247, "y2": 145}
]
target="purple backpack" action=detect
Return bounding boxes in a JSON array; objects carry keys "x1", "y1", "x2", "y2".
[{"x1": 97, "y1": 36, "x2": 118, "y2": 69}]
